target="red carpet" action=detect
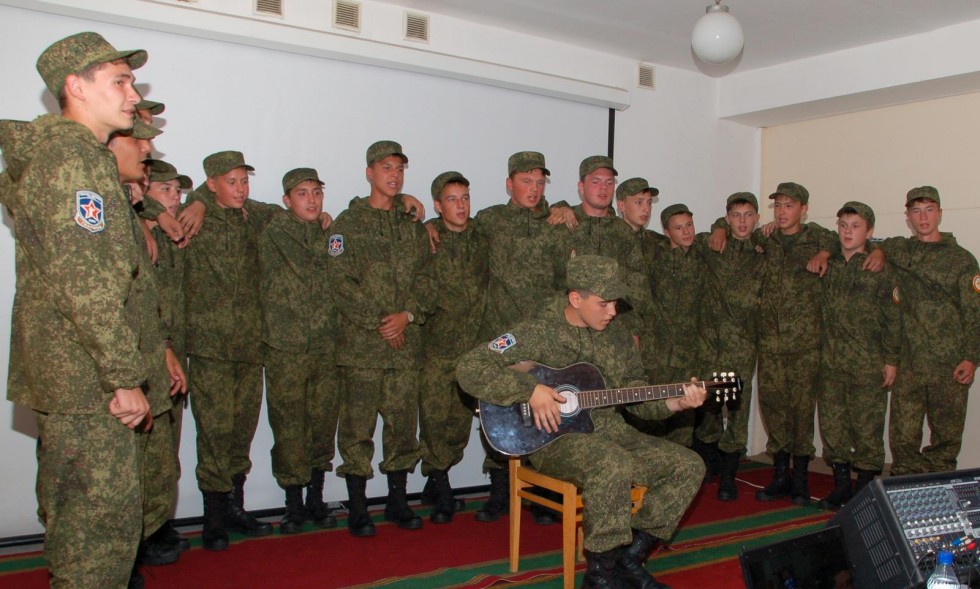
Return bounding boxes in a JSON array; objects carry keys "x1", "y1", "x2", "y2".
[{"x1": 0, "y1": 462, "x2": 836, "y2": 588}]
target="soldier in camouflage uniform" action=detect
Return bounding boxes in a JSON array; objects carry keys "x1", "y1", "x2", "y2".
[
  {"x1": 2, "y1": 32, "x2": 163, "y2": 589},
  {"x1": 259, "y1": 168, "x2": 340, "y2": 534},
  {"x1": 142, "y1": 159, "x2": 194, "y2": 556},
  {"x1": 615, "y1": 177, "x2": 669, "y2": 269},
  {"x1": 709, "y1": 182, "x2": 837, "y2": 505},
  {"x1": 184, "y1": 150, "x2": 281, "y2": 549},
  {"x1": 878, "y1": 187, "x2": 980, "y2": 475},
  {"x1": 816, "y1": 202, "x2": 900, "y2": 510},
  {"x1": 457, "y1": 255, "x2": 706, "y2": 589},
  {"x1": 694, "y1": 193, "x2": 763, "y2": 501},
  {"x1": 328, "y1": 140, "x2": 434, "y2": 536},
  {"x1": 638, "y1": 203, "x2": 704, "y2": 449},
  {"x1": 418, "y1": 171, "x2": 488, "y2": 524},
  {"x1": 466, "y1": 151, "x2": 570, "y2": 522}
]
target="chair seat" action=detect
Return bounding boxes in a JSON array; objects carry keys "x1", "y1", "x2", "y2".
[{"x1": 508, "y1": 457, "x2": 647, "y2": 589}]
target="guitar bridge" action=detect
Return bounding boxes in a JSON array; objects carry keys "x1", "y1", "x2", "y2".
[{"x1": 519, "y1": 402, "x2": 533, "y2": 427}]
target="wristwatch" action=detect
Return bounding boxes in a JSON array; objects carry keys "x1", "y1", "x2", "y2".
[{"x1": 405, "y1": 310, "x2": 415, "y2": 324}]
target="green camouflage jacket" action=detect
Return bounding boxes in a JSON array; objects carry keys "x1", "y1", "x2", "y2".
[
  {"x1": 647, "y1": 244, "x2": 705, "y2": 371},
  {"x1": 150, "y1": 224, "x2": 186, "y2": 359},
  {"x1": 821, "y1": 251, "x2": 901, "y2": 381},
  {"x1": 182, "y1": 185, "x2": 280, "y2": 363},
  {"x1": 423, "y1": 218, "x2": 491, "y2": 359},
  {"x1": 879, "y1": 233, "x2": 980, "y2": 373},
  {"x1": 472, "y1": 200, "x2": 570, "y2": 333},
  {"x1": 328, "y1": 195, "x2": 433, "y2": 369},
  {"x1": 0, "y1": 115, "x2": 166, "y2": 413},
  {"x1": 258, "y1": 211, "x2": 335, "y2": 354}
]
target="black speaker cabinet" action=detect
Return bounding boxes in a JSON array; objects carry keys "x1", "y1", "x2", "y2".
[{"x1": 829, "y1": 468, "x2": 980, "y2": 589}]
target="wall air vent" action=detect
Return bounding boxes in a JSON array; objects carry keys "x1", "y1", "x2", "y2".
[
  {"x1": 637, "y1": 63, "x2": 655, "y2": 90},
  {"x1": 404, "y1": 12, "x2": 429, "y2": 43},
  {"x1": 255, "y1": 0, "x2": 283, "y2": 17},
  {"x1": 334, "y1": 0, "x2": 361, "y2": 32}
]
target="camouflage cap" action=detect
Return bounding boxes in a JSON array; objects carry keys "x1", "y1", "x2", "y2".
[
  {"x1": 566, "y1": 255, "x2": 627, "y2": 301},
  {"x1": 37, "y1": 32, "x2": 147, "y2": 96},
  {"x1": 366, "y1": 140, "x2": 408, "y2": 165},
  {"x1": 837, "y1": 200, "x2": 876, "y2": 228},
  {"x1": 616, "y1": 177, "x2": 659, "y2": 200},
  {"x1": 203, "y1": 150, "x2": 255, "y2": 178},
  {"x1": 430, "y1": 170, "x2": 470, "y2": 199},
  {"x1": 579, "y1": 155, "x2": 618, "y2": 180},
  {"x1": 507, "y1": 151, "x2": 550, "y2": 176},
  {"x1": 147, "y1": 159, "x2": 192, "y2": 189},
  {"x1": 660, "y1": 203, "x2": 693, "y2": 228},
  {"x1": 113, "y1": 118, "x2": 161, "y2": 140},
  {"x1": 136, "y1": 97, "x2": 165, "y2": 115},
  {"x1": 282, "y1": 167, "x2": 324, "y2": 194},
  {"x1": 768, "y1": 181, "x2": 809, "y2": 205},
  {"x1": 905, "y1": 185, "x2": 940, "y2": 207},
  {"x1": 726, "y1": 191, "x2": 759, "y2": 211}
]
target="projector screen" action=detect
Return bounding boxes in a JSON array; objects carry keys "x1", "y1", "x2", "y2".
[{"x1": 0, "y1": 4, "x2": 610, "y2": 537}]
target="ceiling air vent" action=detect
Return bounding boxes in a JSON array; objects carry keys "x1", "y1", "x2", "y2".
[
  {"x1": 255, "y1": 0, "x2": 282, "y2": 17},
  {"x1": 334, "y1": 0, "x2": 361, "y2": 32},
  {"x1": 404, "y1": 12, "x2": 429, "y2": 43},
  {"x1": 637, "y1": 63, "x2": 655, "y2": 90}
]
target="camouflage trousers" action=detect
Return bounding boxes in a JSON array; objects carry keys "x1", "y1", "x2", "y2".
[
  {"x1": 694, "y1": 355, "x2": 756, "y2": 455},
  {"x1": 635, "y1": 364, "x2": 696, "y2": 448},
  {"x1": 335, "y1": 366, "x2": 420, "y2": 478},
  {"x1": 419, "y1": 356, "x2": 476, "y2": 475},
  {"x1": 529, "y1": 419, "x2": 703, "y2": 553},
  {"x1": 889, "y1": 367, "x2": 969, "y2": 476},
  {"x1": 817, "y1": 369, "x2": 887, "y2": 471},
  {"x1": 188, "y1": 355, "x2": 264, "y2": 492},
  {"x1": 265, "y1": 347, "x2": 339, "y2": 487},
  {"x1": 758, "y1": 349, "x2": 819, "y2": 457},
  {"x1": 140, "y1": 404, "x2": 180, "y2": 538},
  {"x1": 35, "y1": 409, "x2": 141, "y2": 589}
]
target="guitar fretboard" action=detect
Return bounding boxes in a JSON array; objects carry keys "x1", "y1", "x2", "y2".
[{"x1": 576, "y1": 381, "x2": 705, "y2": 409}]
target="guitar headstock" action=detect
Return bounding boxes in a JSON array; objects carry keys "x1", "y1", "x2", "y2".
[{"x1": 705, "y1": 371, "x2": 742, "y2": 405}]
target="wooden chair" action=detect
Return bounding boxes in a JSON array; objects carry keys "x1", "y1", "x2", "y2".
[{"x1": 508, "y1": 457, "x2": 647, "y2": 589}]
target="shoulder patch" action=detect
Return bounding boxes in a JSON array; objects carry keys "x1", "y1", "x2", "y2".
[
  {"x1": 892, "y1": 286, "x2": 901, "y2": 304},
  {"x1": 328, "y1": 234, "x2": 344, "y2": 257},
  {"x1": 74, "y1": 190, "x2": 105, "y2": 233},
  {"x1": 973, "y1": 275, "x2": 980, "y2": 294},
  {"x1": 489, "y1": 333, "x2": 517, "y2": 353}
]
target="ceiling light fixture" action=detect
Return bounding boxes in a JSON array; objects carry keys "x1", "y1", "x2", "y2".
[{"x1": 691, "y1": 0, "x2": 744, "y2": 65}]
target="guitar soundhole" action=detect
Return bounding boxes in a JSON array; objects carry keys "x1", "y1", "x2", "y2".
[{"x1": 556, "y1": 387, "x2": 580, "y2": 417}]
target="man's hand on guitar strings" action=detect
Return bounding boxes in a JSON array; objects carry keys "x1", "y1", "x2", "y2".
[
  {"x1": 667, "y1": 378, "x2": 708, "y2": 412},
  {"x1": 529, "y1": 384, "x2": 566, "y2": 433}
]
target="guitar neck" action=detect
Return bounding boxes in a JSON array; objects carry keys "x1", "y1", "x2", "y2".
[{"x1": 576, "y1": 381, "x2": 703, "y2": 409}]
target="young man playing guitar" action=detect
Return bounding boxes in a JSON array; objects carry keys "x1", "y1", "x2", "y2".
[{"x1": 458, "y1": 255, "x2": 709, "y2": 589}]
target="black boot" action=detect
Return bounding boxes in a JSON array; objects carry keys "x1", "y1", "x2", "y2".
[
  {"x1": 127, "y1": 563, "x2": 144, "y2": 589},
  {"x1": 529, "y1": 491, "x2": 560, "y2": 526},
  {"x1": 305, "y1": 468, "x2": 337, "y2": 528},
  {"x1": 817, "y1": 462, "x2": 852, "y2": 511},
  {"x1": 422, "y1": 471, "x2": 466, "y2": 512},
  {"x1": 582, "y1": 548, "x2": 627, "y2": 589},
  {"x1": 428, "y1": 469, "x2": 455, "y2": 524},
  {"x1": 158, "y1": 520, "x2": 190, "y2": 553},
  {"x1": 755, "y1": 451, "x2": 792, "y2": 501},
  {"x1": 475, "y1": 468, "x2": 509, "y2": 522},
  {"x1": 791, "y1": 455, "x2": 811, "y2": 506},
  {"x1": 280, "y1": 485, "x2": 306, "y2": 534},
  {"x1": 615, "y1": 529, "x2": 671, "y2": 589},
  {"x1": 138, "y1": 527, "x2": 180, "y2": 566},
  {"x1": 225, "y1": 472, "x2": 273, "y2": 537},
  {"x1": 692, "y1": 438, "x2": 721, "y2": 484},
  {"x1": 202, "y1": 491, "x2": 229, "y2": 551},
  {"x1": 716, "y1": 451, "x2": 741, "y2": 501},
  {"x1": 345, "y1": 475, "x2": 376, "y2": 537},
  {"x1": 384, "y1": 470, "x2": 423, "y2": 530},
  {"x1": 852, "y1": 468, "x2": 879, "y2": 497}
]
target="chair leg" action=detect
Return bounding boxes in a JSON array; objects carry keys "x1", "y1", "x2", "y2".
[
  {"x1": 509, "y1": 460, "x2": 521, "y2": 573},
  {"x1": 562, "y1": 487, "x2": 577, "y2": 589},
  {"x1": 576, "y1": 526, "x2": 585, "y2": 562}
]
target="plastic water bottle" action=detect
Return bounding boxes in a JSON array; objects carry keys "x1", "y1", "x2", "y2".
[{"x1": 926, "y1": 551, "x2": 960, "y2": 589}]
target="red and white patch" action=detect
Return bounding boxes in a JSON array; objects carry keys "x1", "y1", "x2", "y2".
[
  {"x1": 973, "y1": 274, "x2": 980, "y2": 294},
  {"x1": 74, "y1": 190, "x2": 105, "y2": 233}
]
